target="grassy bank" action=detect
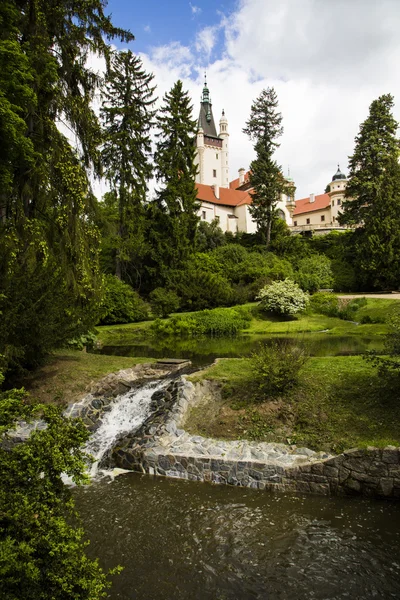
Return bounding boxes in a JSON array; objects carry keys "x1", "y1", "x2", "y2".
[
  {"x1": 96, "y1": 297, "x2": 397, "y2": 346},
  {"x1": 20, "y1": 350, "x2": 153, "y2": 406},
  {"x1": 187, "y1": 355, "x2": 400, "y2": 452}
]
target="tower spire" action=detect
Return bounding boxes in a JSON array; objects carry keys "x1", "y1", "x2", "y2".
[{"x1": 202, "y1": 71, "x2": 210, "y2": 104}]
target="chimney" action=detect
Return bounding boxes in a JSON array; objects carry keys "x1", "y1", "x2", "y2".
[
  {"x1": 309, "y1": 193, "x2": 315, "y2": 203},
  {"x1": 213, "y1": 184, "x2": 220, "y2": 199},
  {"x1": 238, "y1": 167, "x2": 245, "y2": 186}
]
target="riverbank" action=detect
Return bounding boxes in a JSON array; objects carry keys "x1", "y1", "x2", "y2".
[
  {"x1": 96, "y1": 297, "x2": 398, "y2": 347},
  {"x1": 20, "y1": 349, "x2": 155, "y2": 406},
  {"x1": 186, "y1": 356, "x2": 400, "y2": 453}
]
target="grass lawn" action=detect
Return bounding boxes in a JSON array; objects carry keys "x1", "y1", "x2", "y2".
[
  {"x1": 19, "y1": 349, "x2": 153, "y2": 407},
  {"x1": 187, "y1": 355, "x2": 400, "y2": 452},
  {"x1": 96, "y1": 297, "x2": 394, "y2": 346}
]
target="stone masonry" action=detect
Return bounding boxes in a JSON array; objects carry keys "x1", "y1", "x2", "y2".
[{"x1": 111, "y1": 378, "x2": 400, "y2": 499}]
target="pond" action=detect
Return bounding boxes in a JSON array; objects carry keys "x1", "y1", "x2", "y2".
[
  {"x1": 93, "y1": 333, "x2": 385, "y2": 367},
  {"x1": 75, "y1": 472, "x2": 400, "y2": 600}
]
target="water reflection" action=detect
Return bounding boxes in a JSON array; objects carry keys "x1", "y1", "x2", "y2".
[
  {"x1": 75, "y1": 473, "x2": 400, "y2": 600},
  {"x1": 93, "y1": 334, "x2": 385, "y2": 367}
]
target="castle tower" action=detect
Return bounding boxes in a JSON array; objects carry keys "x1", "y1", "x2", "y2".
[
  {"x1": 219, "y1": 109, "x2": 229, "y2": 188},
  {"x1": 194, "y1": 75, "x2": 229, "y2": 188},
  {"x1": 328, "y1": 165, "x2": 347, "y2": 223}
]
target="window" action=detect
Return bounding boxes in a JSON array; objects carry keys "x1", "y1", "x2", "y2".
[
  {"x1": 293, "y1": 220, "x2": 297, "y2": 226},
  {"x1": 216, "y1": 153, "x2": 218, "y2": 159},
  {"x1": 306, "y1": 218, "x2": 310, "y2": 225},
  {"x1": 337, "y1": 198, "x2": 341, "y2": 205},
  {"x1": 321, "y1": 215, "x2": 325, "y2": 222},
  {"x1": 213, "y1": 169, "x2": 217, "y2": 178},
  {"x1": 202, "y1": 211, "x2": 206, "y2": 220},
  {"x1": 333, "y1": 216, "x2": 336, "y2": 222},
  {"x1": 332, "y1": 200, "x2": 334, "y2": 206}
]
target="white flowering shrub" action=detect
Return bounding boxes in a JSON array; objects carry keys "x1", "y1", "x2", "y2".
[{"x1": 257, "y1": 278, "x2": 309, "y2": 317}]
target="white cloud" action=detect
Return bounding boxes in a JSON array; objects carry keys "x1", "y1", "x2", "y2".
[
  {"x1": 190, "y1": 3, "x2": 202, "y2": 16},
  {"x1": 83, "y1": 0, "x2": 400, "y2": 201},
  {"x1": 195, "y1": 25, "x2": 218, "y2": 58},
  {"x1": 144, "y1": 25, "x2": 151, "y2": 33}
]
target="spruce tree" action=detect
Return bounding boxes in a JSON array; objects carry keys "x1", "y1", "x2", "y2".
[
  {"x1": 339, "y1": 94, "x2": 400, "y2": 289},
  {"x1": 101, "y1": 49, "x2": 156, "y2": 282},
  {"x1": 150, "y1": 80, "x2": 199, "y2": 281},
  {"x1": 0, "y1": 0, "x2": 133, "y2": 373},
  {"x1": 243, "y1": 88, "x2": 293, "y2": 247}
]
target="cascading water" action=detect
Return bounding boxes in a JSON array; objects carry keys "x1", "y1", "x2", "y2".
[{"x1": 84, "y1": 379, "x2": 169, "y2": 480}]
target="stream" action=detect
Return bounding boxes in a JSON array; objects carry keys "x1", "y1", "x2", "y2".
[{"x1": 72, "y1": 372, "x2": 400, "y2": 599}]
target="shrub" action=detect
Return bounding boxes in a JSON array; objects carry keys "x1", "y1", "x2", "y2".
[
  {"x1": 252, "y1": 340, "x2": 309, "y2": 397},
  {"x1": 99, "y1": 275, "x2": 149, "y2": 325},
  {"x1": 170, "y1": 267, "x2": 233, "y2": 311},
  {"x1": 150, "y1": 306, "x2": 251, "y2": 337},
  {"x1": 309, "y1": 292, "x2": 339, "y2": 317},
  {"x1": 257, "y1": 279, "x2": 309, "y2": 317},
  {"x1": 295, "y1": 255, "x2": 334, "y2": 293},
  {"x1": 365, "y1": 308, "x2": 400, "y2": 379},
  {"x1": 149, "y1": 288, "x2": 180, "y2": 318}
]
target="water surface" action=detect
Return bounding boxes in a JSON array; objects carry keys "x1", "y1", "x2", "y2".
[
  {"x1": 94, "y1": 333, "x2": 384, "y2": 367},
  {"x1": 75, "y1": 473, "x2": 400, "y2": 600}
]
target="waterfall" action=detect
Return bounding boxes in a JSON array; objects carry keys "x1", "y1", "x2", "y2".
[{"x1": 84, "y1": 379, "x2": 168, "y2": 480}]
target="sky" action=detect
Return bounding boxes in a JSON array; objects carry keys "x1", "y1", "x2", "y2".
[{"x1": 98, "y1": 0, "x2": 400, "y2": 199}]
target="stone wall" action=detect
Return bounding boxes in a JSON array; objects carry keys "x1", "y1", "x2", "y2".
[{"x1": 112, "y1": 378, "x2": 400, "y2": 499}]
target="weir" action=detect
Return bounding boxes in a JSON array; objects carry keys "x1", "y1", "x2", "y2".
[{"x1": 67, "y1": 365, "x2": 400, "y2": 498}]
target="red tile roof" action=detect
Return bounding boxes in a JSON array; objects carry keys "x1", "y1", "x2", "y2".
[
  {"x1": 196, "y1": 183, "x2": 252, "y2": 207},
  {"x1": 293, "y1": 193, "x2": 330, "y2": 215},
  {"x1": 229, "y1": 171, "x2": 251, "y2": 190}
]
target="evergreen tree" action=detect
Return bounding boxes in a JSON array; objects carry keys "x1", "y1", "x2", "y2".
[
  {"x1": 339, "y1": 94, "x2": 400, "y2": 289},
  {"x1": 243, "y1": 88, "x2": 294, "y2": 247},
  {"x1": 150, "y1": 80, "x2": 199, "y2": 282},
  {"x1": 101, "y1": 50, "x2": 156, "y2": 283},
  {"x1": 0, "y1": 1, "x2": 133, "y2": 374}
]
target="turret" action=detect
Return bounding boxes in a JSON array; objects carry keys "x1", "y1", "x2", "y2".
[{"x1": 327, "y1": 164, "x2": 347, "y2": 223}]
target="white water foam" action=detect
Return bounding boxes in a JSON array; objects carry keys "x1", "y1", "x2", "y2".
[{"x1": 74, "y1": 379, "x2": 169, "y2": 481}]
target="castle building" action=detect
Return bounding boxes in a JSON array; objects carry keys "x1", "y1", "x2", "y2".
[
  {"x1": 194, "y1": 76, "x2": 293, "y2": 234},
  {"x1": 291, "y1": 166, "x2": 350, "y2": 234}
]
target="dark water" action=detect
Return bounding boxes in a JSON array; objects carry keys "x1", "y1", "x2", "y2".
[
  {"x1": 94, "y1": 334, "x2": 385, "y2": 367},
  {"x1": 75, "y1": 473, "x2": 400, "y2": 600}
]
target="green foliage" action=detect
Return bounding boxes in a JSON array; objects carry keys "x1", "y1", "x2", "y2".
[
  {"x1": 0, "y1": 388, "x2": 116, "y2": 599},
  {"x1": 295, "y1": 254, "x2": 334, "y2": 293},
  {"x1": 339, "y1": 94, "x2": 400, "y2": 289},
  {"x1": 101, "y1": 50, "x2": 156, "y2": 281},
  {"x1": 365, "y1": 307, "x2": 400, "y2": 377},
  {"x1": 149, "y1": 80, "x2": 199, "y2": 280},
  {"x1": 309, "y1": 292, "x2": 340, "y2": 317},
  {"x1": 251, "y1": 340, "x2": 309, "y2": 397},
  {"x1": 66, "y1": 332, "x2": 97, "y2": 351},
  {"x1": 149, "y1": 288, "x2": 180, "y2": 318},
  {"x1": 150, "y1": 306, "x2": 251, "y2": 337},
  {"x1": 243, "y1": 88, "x2": 295, "y2": 246},
  {"x1": 257, "y1": 279, "x2": 310, "y2": 317},
  {"x1": 168, "y1": 258, "x2": 234, "y2": 311},
  {"x1": 99, "y1": 275, "x2": 148, "y2": 325},
  {"x1": 0, "y1": 1, "x2": 133, "y2": 376},
  {"x1": 196, "y1": 219, "x2": 226, "y2": 252}
]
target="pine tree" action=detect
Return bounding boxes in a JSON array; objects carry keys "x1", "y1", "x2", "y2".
[
  {"x1": 101, "y1": 50, "x2": 156, "y2": 282},
  {"x1": 243, "y1": 88, "x2": 293, "y2": 247},
  {"x1": 150, "y1": 80, "x2": 199, "y2": 281},
  {"x1": 339, "y1": 94, "x2": 400, "y2": 289}
]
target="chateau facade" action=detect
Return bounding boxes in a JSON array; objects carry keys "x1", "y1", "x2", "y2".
[
  {"x1": 291, "y1": 167, "x2": 349, "y2": 234},
  {"x1": 194, "y1": 77, "x2": 293, "y2": 234}
]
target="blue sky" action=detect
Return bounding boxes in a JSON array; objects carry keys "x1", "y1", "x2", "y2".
[
  {"x1": 99, "y1": 1, "x2": 400, "y2": 200},
  {"x1": 107, "y1": 0, "x2": 234, "y2": 58}
]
